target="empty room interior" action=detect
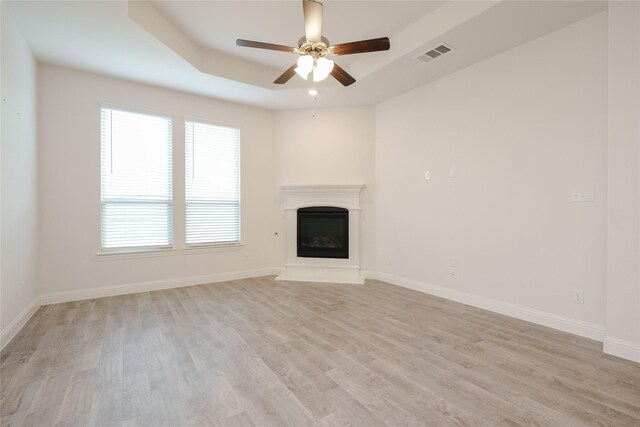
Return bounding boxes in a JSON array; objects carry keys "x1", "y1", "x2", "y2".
[{"x1": 1, "y1": 0, "x2": 639, "y2": 426}]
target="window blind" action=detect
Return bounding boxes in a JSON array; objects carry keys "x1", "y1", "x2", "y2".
[
  {"x1": 185, "y1": 121, "x2": 240, "y2": 245},
  {"x1": 100, "y1": 108, "x2": 173, "y2": 250}
]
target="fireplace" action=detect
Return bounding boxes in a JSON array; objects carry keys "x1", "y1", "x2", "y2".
[
  {"x1": 297, "y1": 207, "x2": 348, "y2": 259},
  {"x1": 277, "y1": 184, "x2": 363, "y2": 284}
]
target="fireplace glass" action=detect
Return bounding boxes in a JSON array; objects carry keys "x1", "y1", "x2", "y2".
[{"x1": 297, "y1": 207, "x2": 348, "y2": 259}]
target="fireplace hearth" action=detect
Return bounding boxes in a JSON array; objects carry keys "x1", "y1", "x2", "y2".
[{"x1": 297, "y1": 207, "x2": 348, "y2": 259}]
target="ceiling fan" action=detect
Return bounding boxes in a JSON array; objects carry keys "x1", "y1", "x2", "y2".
[{"x1": 236, "y1": 0, "x2": 390, "y2": 87}]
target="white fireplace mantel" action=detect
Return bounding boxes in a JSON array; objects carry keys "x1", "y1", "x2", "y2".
[{"x1": 276, "y1": 184, "x2": 364, "y2": 284}]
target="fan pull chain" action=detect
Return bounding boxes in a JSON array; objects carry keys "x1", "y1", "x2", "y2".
[
  {"x1": 312, "y1": 84, "x2": 318, "y2": 118},
  {"x1": 313, "y1": 95, "x2": 317, "y2": 118}
]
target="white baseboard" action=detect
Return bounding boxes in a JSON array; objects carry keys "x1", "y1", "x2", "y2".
[
  {"x1": 1, "y1": 296, "x2": 41, "y2": 350},
  {"x1": 40, "y1": 268, "x2": 281, "y2": 305},
  {"x1": 604, "y1": 336, "x2": 640, "y2": 363},
  {"x1": 364, "y1": 271, "x2": 607, "y2": 342}
]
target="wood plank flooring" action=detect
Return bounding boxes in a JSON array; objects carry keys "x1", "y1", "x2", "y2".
[{"x1": 1, "y1": 276, "x2": 639, "y2": 426}]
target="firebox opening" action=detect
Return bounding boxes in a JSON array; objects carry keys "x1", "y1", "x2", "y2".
[{"x1": 297, "y1": 206, "x2": 348, "y2": 259}]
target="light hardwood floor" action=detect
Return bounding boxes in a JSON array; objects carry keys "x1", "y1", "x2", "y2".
[{"x1": 1, "y1": 276, "x2": 639, "y2": 426}]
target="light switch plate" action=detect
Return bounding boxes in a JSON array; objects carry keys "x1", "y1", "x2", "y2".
[{"x1": 571, "y1": 189, "x2": 594, "y2": 202}]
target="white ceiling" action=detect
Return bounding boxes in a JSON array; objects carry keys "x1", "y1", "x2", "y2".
[
  {"x1": 4, "y1": 0, "x2": 607, "y2": 110},
  {"x1": 151, "y1": 1, "x2": 445, "y2": 71}
]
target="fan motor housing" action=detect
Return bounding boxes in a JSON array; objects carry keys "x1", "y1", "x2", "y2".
[{"x1": 298, "y1": 36, "x2": 331, "y2": 57}]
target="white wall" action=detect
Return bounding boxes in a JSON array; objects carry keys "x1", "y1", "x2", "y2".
[
  {"x1": 1, "y1": 5, "x2": 39, "y2": 343},
  {"x1": 374, "y1": 12, "x2": 608, "y2": 336},
  {"x1": 273, "y1": 107, "x2": 376, "y2": 271},
  {"x1": 37, "y1": 64, "x2": 277, "y2": 298},
  {"x1": 605, "y1": 1, "x2": 640, "y2": 362}
]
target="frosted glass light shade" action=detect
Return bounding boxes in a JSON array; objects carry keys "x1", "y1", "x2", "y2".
[
  {"x1": 316, "y1": 57, "x2": 334, "y2": 75},
  {"x1": 295, "y1": 55, "x2": 314, "y2": 80},
  {"x1": 312, "y1": 57, "x2": 334, "y2": 82},
  {"x1": 313, "y1": 69, "x2": 329, "y2": 82}
]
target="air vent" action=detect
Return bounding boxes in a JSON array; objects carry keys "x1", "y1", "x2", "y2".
[{"x1": 417, "y1": 44, "x2": 453, "y2": 63}]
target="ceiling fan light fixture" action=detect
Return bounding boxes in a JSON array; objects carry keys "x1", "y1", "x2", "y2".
[
  {"x1": 312, "y1": 70, "x2": 328, "y2": 82},
  {"x1": 295, "y1": 67, "x2": 310, "y2": 80},
  {"x1": 311, "y1": 57, "x2": 331, "y2": 81},
  {"x1": 316, "y1": 57, "x2": 334, "y2": 74},
  {"x1": 295, "y1": 55, "x2": 314, "y2": 79}
]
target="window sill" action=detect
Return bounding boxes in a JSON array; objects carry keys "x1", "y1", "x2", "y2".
[
  {"x1": 96, "y1": 247, "x2": 177, "y2": 261},
  {"x1": 182, "y1": 243, "x2": 244, "y2": 254}
]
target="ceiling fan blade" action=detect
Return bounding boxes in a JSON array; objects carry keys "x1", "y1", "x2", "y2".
[
  {"x1": 331, "y1": 37, "x2": 390, "y2": 56},
  {"x1": 303, "y1": 0, "x2": 323, "y2": 43},
  {"x1": 236, "y1": 39, "x2": 296, "y2": 53},
  {"x1": 330, "y1": 63, "x2": 356, "y2": 87},
  {"x1": 274, "y1": 63, "x2": 298, "y2": 84}
]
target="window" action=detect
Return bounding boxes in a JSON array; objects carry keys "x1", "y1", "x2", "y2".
[
  {"x1": 100, "y1": 107, "x2": 173, "y2": 250},
  {"x1": 185, "y1": 121, "x2": 240, "y2": 246}
]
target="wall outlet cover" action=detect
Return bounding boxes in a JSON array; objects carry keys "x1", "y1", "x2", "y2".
[{"x1": 572, "y1": 289, "x2": 584, "y2": 304}]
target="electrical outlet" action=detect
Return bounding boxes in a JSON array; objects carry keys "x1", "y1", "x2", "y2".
[
  {"x1": 449, "y1": 267, "x2": 457, "y2": 279},
  {"x1": 572, "y1": 289, "x2": 584, "y2": 304}
]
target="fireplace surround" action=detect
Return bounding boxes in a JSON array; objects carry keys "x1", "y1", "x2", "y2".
[{"x1": 276, "y1": 185, "x2": 364, "y2": 284}]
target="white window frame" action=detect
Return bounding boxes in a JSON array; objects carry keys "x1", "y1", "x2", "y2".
[
  {"x1": 99, "y1": 104, "x2": 174, "y2": 254},
  {"x1": 184, "y1": 117, "x2": 242, "y2": 248}
]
